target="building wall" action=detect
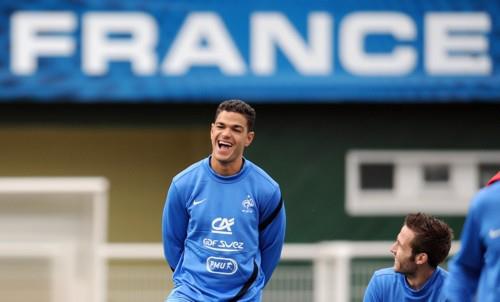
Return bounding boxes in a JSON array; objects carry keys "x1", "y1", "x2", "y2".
[
  {"x1": 1, "y1": 103, "x2": 499, "y2": 243},
  {"x1": 249, "y1": 103, "x2": 500, "y2": 242}
]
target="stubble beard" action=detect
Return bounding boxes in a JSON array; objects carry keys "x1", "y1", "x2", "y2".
[{"x1": 395, "y1": 255, "x2": 417, "y2": 277}]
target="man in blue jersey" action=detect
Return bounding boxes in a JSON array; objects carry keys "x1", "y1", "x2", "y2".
[
  {"x1": 162, "y1": 100, "x2": 286, "y2": 302},
  {"x1": 363, "y1": 213, "x2": 453, "y2": 302},
  {"x1": 443, "y1": 171, "x2": 500, "y2": 302}
]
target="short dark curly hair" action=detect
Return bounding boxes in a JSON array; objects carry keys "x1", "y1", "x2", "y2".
[
  {"x1": 215, "y1": 99, "x2": 256, "y2": 131},
  {"x1": 405, "y1": 212, "x2": 453, "y2": 268}
]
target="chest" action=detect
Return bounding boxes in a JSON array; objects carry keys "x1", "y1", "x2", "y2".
[{"x1": 186, "y1": 181, "x2": 260, "y2": 239}]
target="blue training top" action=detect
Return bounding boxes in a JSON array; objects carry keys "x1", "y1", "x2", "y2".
[
  {"x1": 363, "y1": 267, "x2": 448, "y2": 302},
  {"x1": 162, "y1": 157, "x2": 286, "y2": 302},
  {"x1": 443, "y1": 175, "x2": 500, "y2": 302}
]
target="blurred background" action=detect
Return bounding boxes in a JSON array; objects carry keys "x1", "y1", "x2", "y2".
[{"x1": 1, "y1": 1, "x2": 499, "y2": 301}]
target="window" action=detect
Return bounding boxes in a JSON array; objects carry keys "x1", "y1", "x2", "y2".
[
  {"x1": 423, "y1": 164, "x2": 449, "y2": 184},
  {"x1": 346, "y1": 150, "x2": 500, "y2": 216},
  {"x1": 360, "y1": 163, "x2": 394, "y2": 190}
]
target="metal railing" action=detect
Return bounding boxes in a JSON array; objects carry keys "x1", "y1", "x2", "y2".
[{"x1": 100, "y1": 241, "x2": 459, "y2": 302}]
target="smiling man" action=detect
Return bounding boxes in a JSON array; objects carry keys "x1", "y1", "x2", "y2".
[
  {"x1": 162, "y1": 100, "x2": 286, "y2": 302},
  {"x1": 363, "y1": 213, "x2": 453, "y2": 302}
]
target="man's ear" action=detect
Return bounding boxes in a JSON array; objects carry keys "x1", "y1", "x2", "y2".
[
  {"x1": 414, "y1": 252, "x2": 428, "y2": 265},
  {"x1": 245, "y1": 131, "x2": 255, "y2": 147}
]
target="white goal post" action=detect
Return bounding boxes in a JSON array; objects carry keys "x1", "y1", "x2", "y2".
[{"x1": 0, "y1": 177, "x2": 108, "y2": 302}]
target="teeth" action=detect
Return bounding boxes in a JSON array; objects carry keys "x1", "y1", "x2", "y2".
[{"x1": 218, "y1": 141, "x2": 232, "y2": 148}]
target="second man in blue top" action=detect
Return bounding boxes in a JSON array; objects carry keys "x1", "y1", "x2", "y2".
[{"x1": 363, "y1": 213, "x2": 453, "y2": 302}]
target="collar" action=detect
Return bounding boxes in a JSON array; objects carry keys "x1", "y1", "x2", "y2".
[
  {"x1": 204, "y1": 156, "x2": 250, "y2": 183},
  {"x1": 487, "y1": 172, "x2": 500, "y2": 186}
]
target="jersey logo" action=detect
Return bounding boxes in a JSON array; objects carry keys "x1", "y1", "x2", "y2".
[
  {"x1": 211, "y1": 217, "x2": 235, "y2": 235},
  {"x1": 203, "y1": 238, "x2": 244, "y2": 252},
  {"x1": 192, "y1": 198, "x2": 206, "y2": 206},
  {"x1": 241, "y1": 195, "x2": 255, "y2": 213},
  {"x1": 489, "y1": 228, "x2": 500, "y2": 239},
  {"x1": 206, "y1": 256, "x2": 238, "y2": 275}
]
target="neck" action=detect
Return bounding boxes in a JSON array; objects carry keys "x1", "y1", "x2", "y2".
[
  {"x1": 210, "y1": 157, "x2": 244, "y2": 176},
  {"x1": 405, "y1": 267, "x2": 435, "y2": 290}
]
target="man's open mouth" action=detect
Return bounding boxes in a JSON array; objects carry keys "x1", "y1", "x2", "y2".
[{"x1": 218, "y1": 141, "x2": 232, "y2": 150}]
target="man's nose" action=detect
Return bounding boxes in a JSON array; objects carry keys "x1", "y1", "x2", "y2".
[
  {"x1": 221, "y1": 127, "x2": 231, "y2": 137},
  {"x1": 390, "y1": 243, "x2": 396, "y2": 256}
]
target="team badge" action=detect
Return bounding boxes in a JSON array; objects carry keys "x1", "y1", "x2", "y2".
[{"x1": 241, "y1": 195, "x2": 255, "y2": 213}]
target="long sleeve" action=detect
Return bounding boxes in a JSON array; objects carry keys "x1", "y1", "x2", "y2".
[
  {"x1": 259, "y1": 189, "x2": 286, "y2": 286},
  {"x1": 162, "y1": 182, "x2": 188, "y2": 271},
  {"x1": 443, "y1": 199, "x2": 483, "y2": 301}
]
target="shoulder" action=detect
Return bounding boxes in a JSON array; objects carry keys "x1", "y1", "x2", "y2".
[
  {"x1": 368, "y1": 267, "x2": 399, "y2": 287},
  {"x1": 470, "y1": 181, "x2": 500, "y2": 213},
  {"x1": 246, "y1": 159, "x2": 280, "y2": 190},
  {"x1": 246, "y1": 160, "x2": 282, "y2": 205},
  {"x1": 172, "y1": 158, "x2": 206, "y2": 185},
  {"x1": 435, "y1": 266, "x2": 448, "y2": 278},
  {"x1": 475, "y1": 181, "x2": 500, "y2": 202},
  {"x1": 431, "y1": 267, "x2": 448, "y2": 287},
  {"x1": 365, "y1": 267, "x2": 399, "y2": 299},
  {"x1": 372, "y1": 267, "x2": 398, "y2": 279},
  {"x1": 369, "y1": 267, "x2": 402, "y2": 288}
]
